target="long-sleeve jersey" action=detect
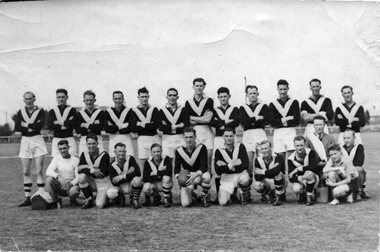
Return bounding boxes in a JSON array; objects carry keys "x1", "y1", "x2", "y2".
[
  {"x1": 14, "y1": 106, "x2": 45, "y2": 137},
  {"x1": 211, "y1": 105, "x2": 240, "y2": 136},
  {"x1": 239, "y1": 102, "x2": 269, "y2": 131},
  {"x1": 48, "y1": 105, "x2": 77, "y2": 138},
  {"x1": 185, "y1": 97, "x2": 214, "y2": 125},
  {"x1": 159, "y1": 106, "x2": 190, "y2": 135},
  {"x1": 174, "y1": 144, "x2": 208, "y2": 175},
  {"x1": 288, "y1": 149, "x2": 319, "y2": 178},
  {"x1": 78, "y1": 151, "x2": 110, "y2": 178},
  {"x1": 104, "y1": 106, "x2": 134, "y2": 134},
  {"x1": 254, "y1": 153, "x2": 285, "y2": 181},
  {"x1": 214, "y1": 143, "x2": 248, "y2": 175},
  {"x1": 46, "y1": 155, "x2": 79, "y2": 185},
  {"x1": 75, "y1": 108, "x2": 105, "y2": 136},
  {"x1": 301, "y1": 96, "x2": 334, "y2": 123},
  {"x1": 341, "y1": 144, "x2": 364, "y2": 167},
  {"x1": 335, "y1": 103, "x2": 365, "y2": 133},
  {"x1": 143, "y1": 156, "x2": 172, "y2": 182},
  {"x1": 269, "y1": 98, "x2": 300, "y2": 128},
  {"x1": 132, "y1": 106, "x2": 159, "y2": 136},
  {"x1": 109, "y1": 155, "x2": 140, "y2": 186}
]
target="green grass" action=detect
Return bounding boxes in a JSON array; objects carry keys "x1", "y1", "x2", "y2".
[{"x1": 0, "y1": 133, "x2": 378, "y2": 251}]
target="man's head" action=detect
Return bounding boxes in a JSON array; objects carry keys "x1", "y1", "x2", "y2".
[
  {"x1": 217, "y1": 87, "x2": 230, "y2": 107},
  {"x1": 83, "y1": 90, "x2": 96, "y2": 110},
  {"x1": 193, "y1": 78, "x2": 206, "y2": 96},
  {"x1": 294, "y1": 135, "x2": 306, "y2": 155},
  {"x1": 56, "y1": 89, "x2": 68, "y2": 106},
  {"x1": 343, "y1": 129, "x2": 356, "y2": 147},
  {"x1": 341, "y1": 85, "x2": 354, "y2": 103},
  {"x1": 277, "y1": 79, "x2": 289, "y2": 99},
  {"x1": 313, "y1": 115, "x2": 326, "y2": 135},
  {"x1": 183, "y1": 127, "x2": 196, "y2": 148},
  {"x1": 166, "y1": 88, "x2": 179, "y2": 106},
  {"x1": 309, "y1": 79, "x2": 321, "y2": 97},
  {"x1": 57, "y1": 140, "x2": 70, "y2": 158},
  {"x1": 150, "y1": 143, "x2": 162, "y2": 161},
  {"x1": 138, "y1": 87, "x2": 150, "y2": 106},
  {"x1": 328, "y1": 144, "x2": 342, "y2": 162},
  {"x1": 259, "y1": 140, "x2": 272, "y2": 158},
  {"x1": 23, "y1": 92, "x2": 36, "y2": 108},
  {"x1": 222, "y1": 128, "x2": 235, "y2": 146},
  {"x1": 113, "y1": 91, "x2": 124, "y2": 108},
  {"x1": 245, "y1": 85, "x2": 259, "y2": 104},
  {"x1": 86, "y1": 133, "x2": 99, "y2": 154},
  {"x1": 114, "y1": 142, "x2": 127, "y2": 162}
]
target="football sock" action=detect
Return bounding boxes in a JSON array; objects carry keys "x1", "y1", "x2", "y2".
[
  {"x1": 274, "y1": 178, "x2": 284, "y2": 195},
  {"x1": 202, "y1": 184, "x2": 211, "y2": 196},
  {"x1": 24, "y1": 183, "x2": 32, "y2": 198},
  {"x1": 37, "y1": 176, "x2": 45, "y2": 190},
  {"x1": 37, "y1": 183, "x2": 45, "y2": 190},
  {"x1": 215, "y1": 177, "x2": 221, "y2": 194},
  {"x1": 306, "y1": 182, "x2": 315, "y2": 195},
  {"x1": 81, "y1": 185, "x2": 93, "y2": 199},
  {"x1": 132, "y1": 185, "x2": 143, "y2": 200},
  {"x1": 240, "y1": 184, "x2": 250, "y2": 194},
  {"x1": 163, "y1": 185, "x2": 172, "y2": 199}
]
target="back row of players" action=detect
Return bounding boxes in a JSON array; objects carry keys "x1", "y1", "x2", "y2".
[{"x1": 15, "y1": 78, "x2": 367, "y2": 208}]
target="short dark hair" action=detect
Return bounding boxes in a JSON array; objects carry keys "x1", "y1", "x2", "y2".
[
  {"x1": 56, "y1": 89, "x2": 68, "y2": 96},
  {"x1": 222, "y1": 127, "x2": 235, "y2": 134},
  {"x1": 217, "y1": 87, "x2": 230, "y2": 95},
  {"x1": 294, "y1": 135, "x2": 306, "y2": 143},
  {"x1": 167, "y1": 88, "x2": 178, "y2": 95},
  {"x1": 313, "y1": 115, "x2": 326, "y2": 123},
  {"x1": 150, "y1": 143, "x2": 162, "y2": 151},
  {"x1": 86, "y1": 133, "x2": 98, "y2": 142},
  {"x1": 183, "y1": 127, "x2": 196, "y2": 135},
  {"x1": 23, "y1": 91, "x2": 35, "y2": 99},
  {"x1": 260, "y1": 140, "x2": 272, "y2": 147},
  {"x1": 341, "y1": 85, "x2": 353, "y2": 92},
  {"x1": 83, "y1": 90, "x2": 96, "y2": 98},
  {"x1": 57, "y1": 140, "x2": 69, "y2": 146},
  {"x1": 193, "y1": 78, "x2": 206, "y2": 86},
  {"x1": 245, "y1": 85, "x2": 258, "y2": 93},
  {"x1": 277, "y1": 79, "x2": 289, "y2": 87},
  {"x1": 114, "y1": 142, "x2": 126, "y2": 149},
  {"x1": 113, "y1": 91, "x2": 124, "y2": 98},
  {"x1": 328, "y1": 143, "x2": 341, "y2": 152},
  {"x1": 309, "y1": 79, "x2": 321, "y2": 85},
  {"x1": 138, "y1": 87, "x2": 149, "y2": 95}
]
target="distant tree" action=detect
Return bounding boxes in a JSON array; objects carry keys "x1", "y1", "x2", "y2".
[
  {"x1": 0, "y1": 123, "x2": 13, "y2": 136},
  {"x1": 365, "y1": 110, "x2": 370, "y2": 125}
]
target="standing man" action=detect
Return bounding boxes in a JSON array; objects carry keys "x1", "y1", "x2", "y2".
[
  {"x1": 185, "y1": 78, "x2": 214, "y2": 170},
  {"x1": 214, "y1": 128, "x2": 250, "y2": 206},
  {"x1": 132, "y1": 87, "x2": 160, "y2": 169},
  {"x1": 45, "y1": 140, "x2": 80, "y2": 206},
  {"x1": 48, "y1": 89, "x2": 78, "y2": 157},
  {"x1": 211, "y1": 87, "x2": 240, "y2": 199},
  {"x1": 335, "y1": 85, "x2": 365, "y2": 145},
  {"x1": 15, "y1": 92, "x2": 48, "y2": 207},
  {"x1": 301, "y1": 79, "x2": 334, "y2": 136},
  {"x1": 159, "y1": 88, "x2": 189, "y2": 160},
  {"x1": 174, "y1": 127, "x2": 211, "y2": 207},
  {"x1": 105, "y1": 91, "x2": 134, "y2": 160},
  {"x1": 77, "y1": 134, "x2": 111, "y2": 209},
  {"x1": 76, "y1": 90, "x2": 105, "y2": 155}
]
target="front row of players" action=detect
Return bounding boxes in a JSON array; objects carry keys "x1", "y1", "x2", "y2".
[{"x1": 39, "y1": 123, "x2": 368, "y2": 209}]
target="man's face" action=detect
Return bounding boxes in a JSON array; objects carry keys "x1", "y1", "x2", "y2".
[
  {"x1": 56, "y1": 92, "x2": 68, "y2": 106},
  {"x1": 86, "y1": 138, "x2": 98, "y2": 154},
  {"x1": 343, "y1": 131, "x2": 355, "y2": 147},
  {"x1": 151, "y1": 146, "x2": 162, "y2": 160},
  {"x1": 166, "y1": 90, "x2": 178, "y2": 106},
  {"x1": 23, "y1": 93, "x2": 35, "y2": 108},
  {"x1": 223, "y1": 131, "x2": 235, "y2": 146},
  {"x1": 218, "y1": 92, "x2": 230, "y2": 107},
  {"x1": 310, "y1": 81, "x2": 321, "y2": 96},
  {"x1": 246, "y1": 88, "x2": 258, "y2": 103},
  {"x1": 260, "y1": 142, "x2": 271, "y2": 158},
  {"x1": 113, "y1": 93, "x2": 124, "y2": 108},
  {"x1": 313, "y1": 119, "x2": 325, "y2": 134},
  {"x1": 193, "y1": 81, "x2": 205, "y2": 96},
  {"x1": 84, "y1": 95, "x2": 96, "y2": 110},
  {"x1": 294, "y1": 140, "x2": 306, "y2": 155},
  {"x1": 342, "y1": 88, "x2": 353, "y2": 103},
  {"x1": 58, "y1": 144, "x2": 69, "y2": 158},
  {"x1": 138, "y1": 92, "x2": 150, "y2": 106},
  {"x1": 277, "y1": 84, "x2": 289, "y2": 99},
  {"x1": 184, "y1": 132, "x2": 196, "y2": 148},
  {"x1": 115, "y1": 146, "x2": 126, "y2": 161},
  {"x1": 329, "y1": 150, "x2": 342, "y2": 163}
]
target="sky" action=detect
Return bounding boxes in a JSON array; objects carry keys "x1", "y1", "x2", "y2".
[{"x1": 0, "y1": 0, "x2": 379, "y2": 126}]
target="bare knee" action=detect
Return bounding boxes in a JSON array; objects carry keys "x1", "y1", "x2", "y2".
[
  {"x1": 131, "y1": 176, "x2": 143, "y2": 187},
  {"x1": 292, "y1": 183, "x2": 303, "y2": 194},
  {"x1": 238, "y1": 173, "x2": 250, "y2": 187},
  {"x1": 143, "y1": 183, "x2": 153, "y2": 195},
  {"x1": 78, "y1": 173, "x2": 88, "y2": 184},
  {"x1": 201, "y1": 172, "x2": 211, "y2": 184},
  {"x1": 162, "y1": 175, "x2": 172, "y2": 186}
]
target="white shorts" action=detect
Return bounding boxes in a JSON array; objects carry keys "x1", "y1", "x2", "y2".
[
  {"x1": 137, "y1": 135, "x2": 161, "y2": 159},
  {"x1": 304, "y1": 123, "x2": 329, "y2": 137},
  {"x1": 51, "y1": 137, "x2": 77, "y2": 157},
  {"x1": 19, "y1": 135, "x2": 48, "y2": 159},
  {"x1": 273, "y1": 128, "x2": 297, "y2": 153},
  {"x1": 193, "y1": 125, "x2": 214, "y2": 150},
  {"x1": 88, "y1": 176, "x2": 111, "y2": 207},
  {"x1": 220, "y1": 170, "x2": 248, "y2": 194},
  {"x1": 162, "y1": 134, "x2": 185, "y2": 158},
  {"x1": 108, "y1": 134, "x2": 134, "y2": 158},
  {"x1": 338, "y1": 132, "x2": 362, "y2": 145},
  {"x1": 242, "y1": 129, "x2": 267, "y2": 152},
  {"x1": 107, "y1": 182, "x2": 132, "y2": 199},
  {"x1": 79, "y1": 135, "x2": 105, "y2": 155}
]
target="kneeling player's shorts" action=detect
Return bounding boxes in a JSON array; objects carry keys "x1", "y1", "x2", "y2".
[
  {"x1": 220, "y1": 170, "x2": 248, "y2": 194},
  {"x1": 19, "y1": 135, "x2": 48, "y2": 158},
  {"x1": 137, "y1": 135, "x2": 161, "y2": 159},
  {"x1": 193, "y1": 125, "x2": 214, "y2": 150},
  {"x1": 79, "y1": 135, "x2": 104, "y2": 156},
  {"x1": 273, "y1": 127, "x2": 297, "y2": 153},
  {"x1": 162, "y1": 134, "x2": 185, "y2": 158},
  {"x1": 108, "y1": 134, "x2": 134, "y2": 158},
  {"x1": 338, "y1": 132, "x2": 362, "y2": 145},
  {"x1": 107, "y1": 182, "x2": 133, "y2": 199},
  {"x1": 242, "y1": 129, "x2": 267, "y2": 152},
  {"x1": 51, "y1": 136, "x2": 77, "y2": 157}
]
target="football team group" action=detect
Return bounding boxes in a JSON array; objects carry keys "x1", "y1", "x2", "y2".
[{"x1": 14, "y1": 78, "x2": 370, "y2": 210}]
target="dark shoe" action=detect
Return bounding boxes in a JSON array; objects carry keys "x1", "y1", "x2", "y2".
[
  {"x1": 200, "y1": 195, "x2": 210, "y2": 208},
  {"x1": 191, "y1": 192, "x2": 198, "y2": 203},
  {"x1": 142, "y1": 195, "x2": 151, "y2": 206},
  {"x1": 306, "y1": 195, "x2": 314, "y2": 206},
  {"x1": 353, "y1": 192, "x2": 361, "y2": 202},
  {"x1": 70, "y1": 198, "x2": 79, "y2": 207},
  {"x1": 280, "y1": 193, "x2": 287, "y2": 202},
  {"x1": 133, "y1": 198, "x2": 140, "y2": 209},
  {"x1": 119, "y1": 195, "x2": 126, "y2": 207},
  {"x1": 260, "y1": 194, "x2": 269, "y2": 203},
  {"x1": 268, "y1": 191, "x2": 275, "y2": 204},
  {"x1": 272, "y1": 195, "x2": 282, "y2": 206},
  {"x1": 163, "y1": 197, "x2": 171, "y2": 208},
  {"x1": 230, "y1": 193, "x2": 240, "y2": 204},
  {"x1": 297, "y1": 192, "x2": 306, "y2": 204},
  {"x1": 18, "y1": 197, "x2": 31, "y2": 207},
  {"x1": 153, "y1": 194, "x2": 162, "y2": 206},
  {"x1": 81, "y1": 198, "x2": 93, "y2": 209},
  {"x1": 246, "y1": 190, "x2": 252, "y2": 203},
  {"x1": 241, "y1": 192, "x2": 249, "y2": 205},
  {"x1": 360, "y1": 190, "x2": 371, "y2": 199}
]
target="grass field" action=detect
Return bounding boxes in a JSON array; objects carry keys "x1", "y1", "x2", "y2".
[{"x1": 0, "y1": 133, "x2": 378, "y2": 251}]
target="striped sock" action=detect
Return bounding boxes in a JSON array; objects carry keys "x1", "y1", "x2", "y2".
[
  {"x1": 24, "y1": 183, "x2": 32, "y2": 197},
  {"x1": 132, "y1": 185, "x2": 143, "y2": 200},
  {"x1": 274, "y1": 178, "x2": 284, "y2": 195},
  {"x1": 202, "y1": 185, "x2": 211, "y2": 196},
  {"x1": 240, "y1": 184, "x2": 250, "y2": 194},
  {"x1": 215, "y1": 177, "x2": 221, "y2": 194},
  {"x1": 163, "y1": 185, "x2": 172, "y2": 199},
  {"x1": 37, "y1": 183, "x2": 45, "y2": 190}
]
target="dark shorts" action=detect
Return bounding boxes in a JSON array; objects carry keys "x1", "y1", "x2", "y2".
[{"x1": 347, "y1": 177, "x2": 359, "y2": 194}]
